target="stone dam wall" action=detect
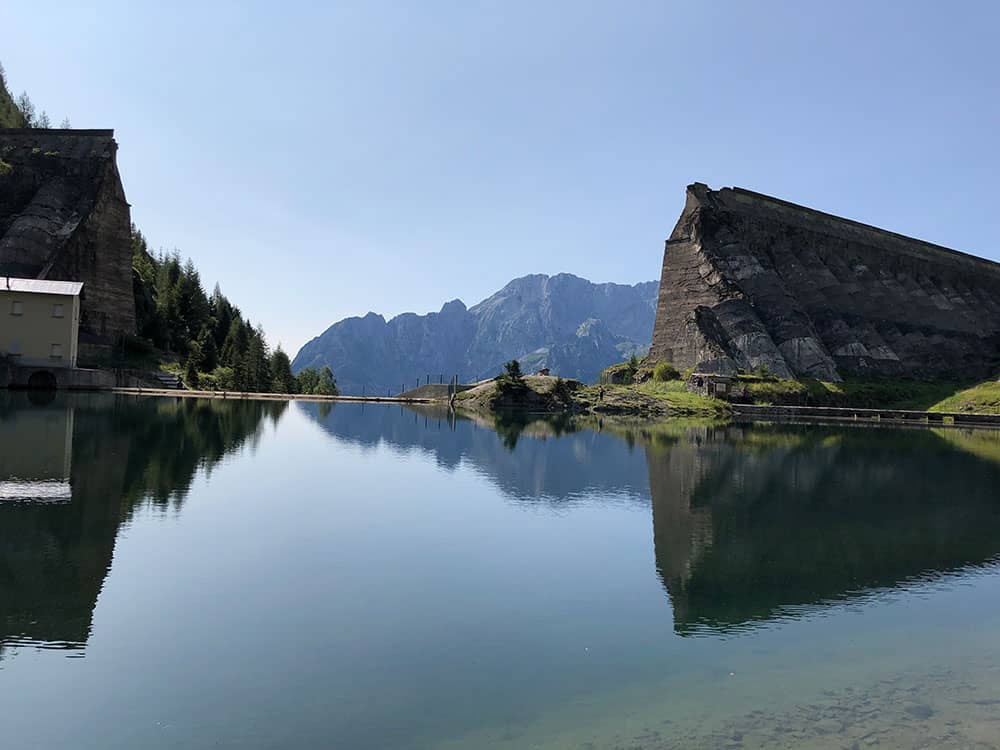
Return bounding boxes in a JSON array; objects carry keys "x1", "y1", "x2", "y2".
[
  {"x1": 649, "y1": 183, "x2": 1000, "y2": 381},
  {"x1": 0, "y1": 129, "x2": 135, "y2": 341}
]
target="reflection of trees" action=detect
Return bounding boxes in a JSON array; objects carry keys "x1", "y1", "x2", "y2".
[
  {"x1": 490, "y1": 411, "x2": 578, "y2": 451},
  {"x1": 645, "y1": 424, "x2": 1000, "y2": 634},
  {"x1": 106, "y1": 396, "x2": 288, "y2": 510},
  {"x1": 0, "y1": 393, "x2": 285, "y2": 653}
]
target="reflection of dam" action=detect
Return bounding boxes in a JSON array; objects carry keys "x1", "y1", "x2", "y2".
[
  {"x1": 647, "y1": 424, "x2": 1000, "y2": 634},
  {"x1": 303, "y1": 403, "x2": 1000, "y2": 634},
  {"x1": 0, "y1": 393, "x2": 285, "y2": 653}
]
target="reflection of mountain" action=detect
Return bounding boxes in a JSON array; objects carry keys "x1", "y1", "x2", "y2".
[
  {"x1": 646, "y1": 424, "x2": 1000, "y2": 634},
  {"x1": 297, "y1": 402, "x2": 650, "y2": 503},
  {"x1": 0, "y1": 393, "x2": 285, "y2": 653}
]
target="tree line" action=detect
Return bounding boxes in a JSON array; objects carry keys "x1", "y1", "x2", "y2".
[{"x1": 131, "y1": 227, "x2": 336, "y2": 395}]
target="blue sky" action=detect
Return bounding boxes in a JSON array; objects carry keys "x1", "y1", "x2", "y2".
[{"x1": 2, "y1": 1, "x2": 997, "y2": 354}]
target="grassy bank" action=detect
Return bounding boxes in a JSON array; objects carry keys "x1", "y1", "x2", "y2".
[
  {"x1": 928, "y1": 380, "x2": 1000, "y2": 414},
  {"x1": 576, "y1": 380, "x2": 730, "y2": 418},
  {"x1": 743, "y1": 376, "x2": 1000, "y2": 414},
  {"x1": 456, "y1": 375, "x2": 728, "y2": 418},
  {"x1": 743, "y1": 377, "x2": 960, "y2": 410}
]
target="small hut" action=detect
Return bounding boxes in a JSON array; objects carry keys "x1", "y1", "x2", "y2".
[{"x1": 687, "y1": 372, "x2": 739, "y2": 399}]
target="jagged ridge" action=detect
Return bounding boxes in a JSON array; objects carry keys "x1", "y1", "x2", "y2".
[{"x1": 292, "y1": 273, "x2": 657, "y2": 394}]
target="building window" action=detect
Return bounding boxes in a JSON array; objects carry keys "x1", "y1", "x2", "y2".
[
  {"x1": 52, "y1": 303, "x2": 65, "y2": 318},
  {"x1": 50, "y1": 344, "x2": 63, "y2": 359},
  {"x1": 10, "y1": 300, "x2": 23, "y2": 316}
]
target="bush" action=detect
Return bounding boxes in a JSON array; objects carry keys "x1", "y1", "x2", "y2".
[
  {"x1": 503, "y1": 359, "x2": 524, "y2": 381},
  {"x1": 201, "y1": 367, "x2": 234, "y2": 391},
  {"x1": 552, "y1": 376, "x2": 573, "y2": 404},
  {"x1": 495, "y1": 359, "x2": 527, "y2": 396},
  {"x1": 653, "y1": 362, "x2": 680, "y2": 382},
  {"x1": 601, "y1": 362, "x2": 636, "y2": 385}
]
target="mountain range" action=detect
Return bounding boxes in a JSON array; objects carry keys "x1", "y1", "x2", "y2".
[{"x1": 292, "y1": 274, "x2": 658, "y2": 395}]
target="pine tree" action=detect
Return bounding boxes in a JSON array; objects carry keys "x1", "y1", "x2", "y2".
[
  {"x1": 245, "y1": 330, "x2": 271, "y2": 393},
  {"x1": 270, "y1": 347, "x2": 295, "y2": 393},
  {"x1": 315, "y1": 366, "x2": 338, "y2": 396},
  {"x1": 220, "y1": 317, "x2": 249, "y2": 367},
  {"x1": 15, "y1": 92, "x2": 35, "y2": 127},
  {"x1": 197, "y1": 326, "x2": 219, "y2": 372},
  {"x1": 184, "y1": 356, "x2": 200, "y2": 389},
  {"x1": 295, "y1": 368, "x2": 320, "y2": 395}
]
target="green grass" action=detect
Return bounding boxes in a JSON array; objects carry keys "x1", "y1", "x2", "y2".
[
  {"x1": 576, "y1": 380, "x2": 730, "y2": 418},
  {"x1": 744, "y1": 377, "x2": 963, "y2": 410},
  {"x1": 928, "y1": 380, "x2": 1000, "y2": 414}
]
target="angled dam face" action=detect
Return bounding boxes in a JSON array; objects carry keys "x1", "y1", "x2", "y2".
[
  {"x1": 649, "y1": 184, "x2": 1000, "y2": 381},
  {"x1": 0, "y1": 129, "x2": 135, "y2": 341}
]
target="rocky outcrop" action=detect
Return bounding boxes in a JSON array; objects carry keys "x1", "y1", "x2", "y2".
[
  {"x1": 650, "y1": 184, "x2": 1000, "y2": 381},
  {"x1": 0, "y1": 129, "x2": 135, "y2": 341},
  {"x1": 293, "y1": 274, "x2": 657, "y2": 394}
]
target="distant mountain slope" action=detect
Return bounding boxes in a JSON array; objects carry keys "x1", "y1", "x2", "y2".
[{"x1": 293, "y1": 274, "x2": 657, "y2": 394}]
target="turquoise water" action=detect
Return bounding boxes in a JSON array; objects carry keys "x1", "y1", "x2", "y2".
[{"x1": 2, "y1": 393, "x2": 1000, "y2": 748}]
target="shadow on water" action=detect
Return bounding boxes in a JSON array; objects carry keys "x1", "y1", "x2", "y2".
[
  {"x1": 0, "y1": 392, "x2": 286, "y2": 654},
  {"x1": 301, "y1": 402, "x2": 1000, "y2": 636}
]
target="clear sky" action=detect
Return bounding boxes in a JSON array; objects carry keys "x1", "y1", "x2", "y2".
[{"x1": 2, "y1": 1, "x2": 997, "y2": 354}]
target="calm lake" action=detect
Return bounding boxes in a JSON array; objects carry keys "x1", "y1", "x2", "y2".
[{"x1": 2, "y1": 393, "x2": 1000, "y2": 749}]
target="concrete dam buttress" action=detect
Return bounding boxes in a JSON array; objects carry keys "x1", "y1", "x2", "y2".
[
  {"x1": 0, "y1": 129, "x2": 135, "y2": 344},
  {"x1": 649, "y1": 183, "x2": 1000, "y2": 381}
]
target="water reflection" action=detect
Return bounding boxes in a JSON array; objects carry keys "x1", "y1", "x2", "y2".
[
  {"x1": 297, "y1": 401, "x2": 651, "y2": 503},
  {"x1": 642, "y1": 423, "x2": 1000, "y2": 634},
  {"x1": 303, "y1": 405, "x2": 1000, "y2": 636},
  {"x1": 0, "y1": 393, "x2": 286, "y2": 654}
]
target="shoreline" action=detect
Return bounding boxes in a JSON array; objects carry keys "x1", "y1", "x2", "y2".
[{"x1": 8, "y1": 385, "x2": 1000, "y2": 429}]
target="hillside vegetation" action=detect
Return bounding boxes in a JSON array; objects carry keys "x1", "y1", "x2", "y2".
[
  {"x1": 130, "y1": 228, "x2": 335, "y2": 395},
  {"x1": 928, "y1": 380, "x2": 1000, "y2": 414},
  {"x1": 0, "y1": 64, "x2": 26, "y2": 128},
  {"x1": 456, "y1": 361, "x2": 727, "y2": 418}
]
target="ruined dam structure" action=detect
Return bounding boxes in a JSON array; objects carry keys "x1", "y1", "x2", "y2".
[
  {"x1": 650, "y1": 183, "x2": 1000, "y2": 381},
  {"x1": 0, "y1": 129, "x2": 135, "y2": 345}
]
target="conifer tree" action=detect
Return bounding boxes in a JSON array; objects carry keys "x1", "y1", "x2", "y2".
[{"x1": 270, "y1": 347, "x2": 295, "y2": 393}]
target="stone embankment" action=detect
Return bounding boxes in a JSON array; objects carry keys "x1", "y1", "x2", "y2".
[{"x1": 732, "y1": 404, "x2": 1000, "y2": 428}]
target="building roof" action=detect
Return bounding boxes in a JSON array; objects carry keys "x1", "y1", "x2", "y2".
[{"x1": 2, "y1": 277, "x2": 83, "y2": 296}]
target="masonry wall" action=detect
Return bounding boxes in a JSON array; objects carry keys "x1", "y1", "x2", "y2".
[
  {"x1": 0, "y1": 130, "x2": 135, "y2": 341},
  {"x1": 650, "y1": 184, "x2": 1000, "y2": 381}
]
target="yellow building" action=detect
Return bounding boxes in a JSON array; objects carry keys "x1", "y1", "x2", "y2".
[{"x1": 0, "y1": 278, "x2": 83, "y2": 369}]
